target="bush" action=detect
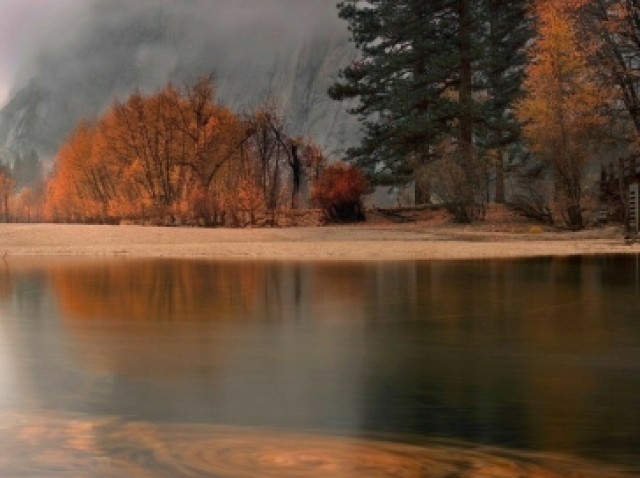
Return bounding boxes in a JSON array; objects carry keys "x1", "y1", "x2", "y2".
[
  {"x1": 311, "y1": 162, "x2": 368, "y2": 222},
  {"x1": 509, "y1": 186, "x2": 554, "y2": 225},
  {"x1": 429, "y1": 141, "x2": 488, "y2": 223}
]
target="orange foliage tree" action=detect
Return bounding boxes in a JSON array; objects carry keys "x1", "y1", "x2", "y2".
[
  {"x1": 44, "y1": 78, "x2": 329, "y2": 227},
  {"x1": 516, "y1": 0, "x2": 613, "y2": 229},
  {"x1": 46, "y1": 121, "x2": 115, "y2": 222},
  {"x1": 311, "y1": 162, "x2": 368, "y2": 222}
]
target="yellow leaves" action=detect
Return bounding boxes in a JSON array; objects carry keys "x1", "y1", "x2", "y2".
[
  {"x1": 516, "y1": 0, "x2": 616, "y2": 227},
  {"x1": 517, "y1": 0, "x2": 612, "y2": 162}
]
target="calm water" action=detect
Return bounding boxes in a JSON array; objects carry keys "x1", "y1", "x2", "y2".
[{"x1": 0, "y1": 256, "x2": 639, "y2": 477}]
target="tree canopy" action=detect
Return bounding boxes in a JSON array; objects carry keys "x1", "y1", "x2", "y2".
[{"x1": 44, "y1": 78, "x2": 331, "y2": 226}]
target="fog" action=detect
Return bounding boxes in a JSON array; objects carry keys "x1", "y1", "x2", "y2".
[
  {"x1": 8, "y1": 0, "x2": 344, "y2": 93},
  {"x1": 1, "y1": 0, "x2": 357, "y2": 157},
  {"x1": 0, "y1": 0, "x2": 82, "y2": 103}
]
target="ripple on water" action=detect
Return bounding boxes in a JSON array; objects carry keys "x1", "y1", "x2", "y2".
[{"x1": 0, "y1": 412, "x2": 634, "y2": 478}]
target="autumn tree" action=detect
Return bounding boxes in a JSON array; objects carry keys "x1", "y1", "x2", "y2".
[
  {"x1": 101, "y1": 87, "x2": 187, "y2": 215},
  {"x1": 172, "y1": 79, "x2": 250, "y2": 193},
  {"x1": 89, "y1": 79, "x2": 250, "y2": 225},
  {"x1": 169, "y1": 79, "x2": 251, "y2": 225},
  {"x1": 45, "y1": 78, "x2": 330, "y2": 227},
  {"x1": 46, "y1": 121, "x2": 118, "y2": 223},
  {"x1": 257, "y1": 103, "x2": 303, "y2": 210},
  {"x1": 244, "y1": 100, "x2": 322, "y2": 212},
  {"x1": 516, "y1": 0, "x2": 612, "y2": 229},
  {"x1": 246, "y1": 104, "x2": 290, "y2": 212}
]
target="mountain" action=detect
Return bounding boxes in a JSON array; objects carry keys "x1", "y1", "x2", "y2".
[{"x1": 0, "y1": 0, "x2": 359, "y2": 163}]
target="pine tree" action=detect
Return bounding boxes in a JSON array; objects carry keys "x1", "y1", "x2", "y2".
[
  {"x1": 330, "y1": 1, "x2": 463, "y2": 203},
  {"x1": 329, "y1": 0, "x2": 532, "y2": 206},
  {"x1": 478, "y1": 0, "x2": 533, "y2": 203}
]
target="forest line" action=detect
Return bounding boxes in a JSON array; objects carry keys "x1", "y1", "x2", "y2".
[{"x1": 1, "y1": 0, "x2": 639, "y2": 230}]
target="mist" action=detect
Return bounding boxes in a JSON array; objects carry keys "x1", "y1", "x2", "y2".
[
  {"x1": 0, "y1": 0, "x2": 357, "y2": 158},
  {"x1": 0, "y1": 0, "x2": 82, "y2": 103}
]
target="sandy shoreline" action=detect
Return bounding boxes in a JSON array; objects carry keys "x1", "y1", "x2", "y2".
[{"x1": 0, "y1": 223, "x2": 638, "y2": 261}]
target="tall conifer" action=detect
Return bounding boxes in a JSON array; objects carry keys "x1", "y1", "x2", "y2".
[
  {"x1": 330, "y1": 0, "x2": 532, "y2": 204},
  {"x1": 478, "y1": 0, "x2": 532, "y2": 202}
]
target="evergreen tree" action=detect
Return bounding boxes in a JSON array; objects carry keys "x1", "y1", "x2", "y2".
[
  {"x1": 478, "y1": 0, "x2": 533, "y2": 203},
  {"x1": 329, "y1": 0, "x2": 532, "y2": 206},
  {"x1": 329, "y1": 0, "x2": 468, "y2": 203}
]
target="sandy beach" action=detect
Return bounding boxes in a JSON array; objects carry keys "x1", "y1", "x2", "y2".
[{"x1": 0, "y1": 223, "x2": 638, "y2": 260}]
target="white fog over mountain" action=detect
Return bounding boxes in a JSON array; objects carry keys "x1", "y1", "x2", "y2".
[{"x1": 0, "y1": 0, "x2": 359, "y2": 161}]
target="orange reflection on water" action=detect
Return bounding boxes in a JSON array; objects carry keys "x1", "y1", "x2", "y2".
[
  {"x1": 0, "y1": 412, "x2": 634, "y2": 478},
  {"x1": 50, "y1": 260, "x2": 264, "y2": 322}
]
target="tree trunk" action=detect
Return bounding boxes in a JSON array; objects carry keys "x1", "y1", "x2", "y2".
[
  {"x1": 488, "y1": 0, "x2": 505, "y2": 205},
  {"x1": 495, "y1": 150, "x2": 505, "y2": 204},
  {"x1": 4, "y1": 193, "x2": 9, "y2": 223},
  {"x1": 414, "y1": 171, "x2": 431, "y2": 205},
  {"x1": 459, "y1": 0, "x2": 474, "y2": 166},
  {"x1": 458, "y1": 0, "x2": 476, "y2": 221},
  {"x1": 290, "y1": 143, "x2": 301, "y2": 210}
]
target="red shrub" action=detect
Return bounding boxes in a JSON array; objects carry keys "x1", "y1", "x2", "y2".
[{"x1": 311, "y1": 162, "x2": 368, "y2": 222}]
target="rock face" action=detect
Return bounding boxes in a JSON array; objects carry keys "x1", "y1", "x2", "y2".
[{"x1": 0, "y1": 0, "x2": 359, "y2": 162}]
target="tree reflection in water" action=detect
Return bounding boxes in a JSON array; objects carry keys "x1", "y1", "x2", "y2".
[{"x1": 0, "y1": 256, "x2": 638, "y2": 475}]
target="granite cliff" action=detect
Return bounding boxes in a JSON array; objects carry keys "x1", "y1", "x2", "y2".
[{"x1": 0, "y1": 0, "x2": 358, "y2": 162}]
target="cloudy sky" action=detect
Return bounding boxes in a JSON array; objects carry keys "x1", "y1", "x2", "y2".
[{"x1": 0, "y1": 0, "x2": 80, "y2": 104}]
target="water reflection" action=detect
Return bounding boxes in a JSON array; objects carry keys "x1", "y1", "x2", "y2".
[{"x1": 0, "y1": 256, "x2": 639, "y2": 474}]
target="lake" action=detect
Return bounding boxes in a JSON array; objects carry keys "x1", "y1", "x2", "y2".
[{"x1": 0, "y1": 256, "x2": 639, "y2": 477}]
